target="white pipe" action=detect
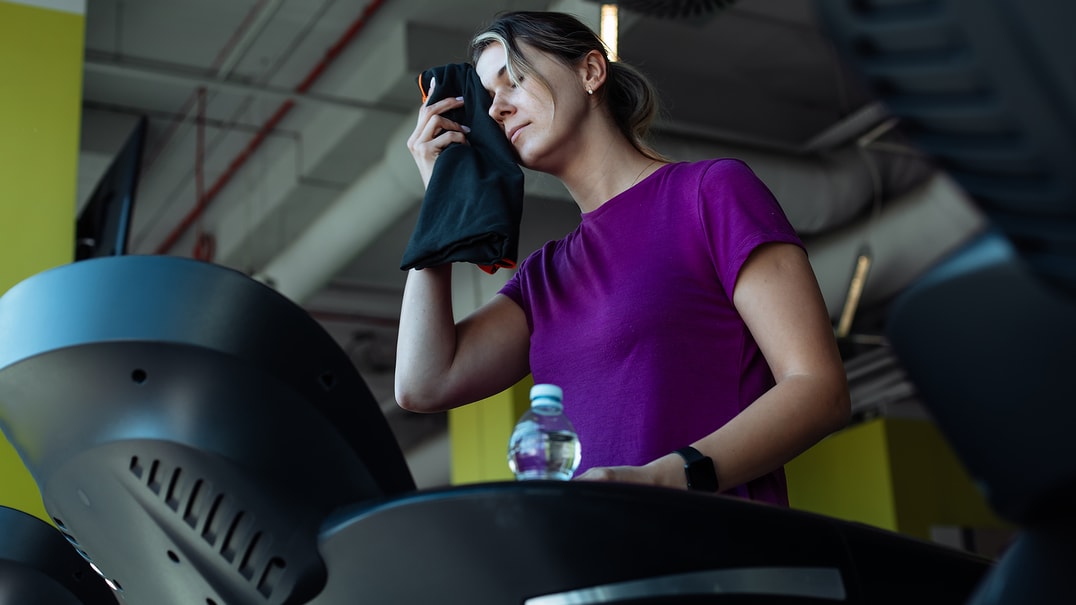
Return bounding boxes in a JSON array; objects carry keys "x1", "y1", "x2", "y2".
[
  {"x1": 652, "y1": 134, "x2": 881, "y2": 235},
  {"x1": 805, "y1": 172, "x2": 987, "y2": 319},
  {"x1": 256, "y1": 119, "x2": 423, "y2": 302},
  {"x1": 83, "y1": 60, "x2": 400, "y2": 116}
]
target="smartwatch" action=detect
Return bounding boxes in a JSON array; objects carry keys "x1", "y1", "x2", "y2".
[{"x1": 674, "y1": 446, "x2": 719, "y2": 492}]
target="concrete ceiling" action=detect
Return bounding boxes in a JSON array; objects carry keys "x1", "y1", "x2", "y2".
[{"x1": 76, "y1": 0, "x2": 985, "y2": 487}]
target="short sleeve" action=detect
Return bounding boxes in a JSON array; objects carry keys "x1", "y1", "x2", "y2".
[
  {"x1": 498, "y1": 268, "x2": 524, "y2": 307},
  {"x1": 697, "y1": 159, "x2": 804, "y2": 297}
]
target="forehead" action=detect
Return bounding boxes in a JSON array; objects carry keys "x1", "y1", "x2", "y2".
[{"x1": 474, "y1": 41, "x2": 508, "y2": 89}]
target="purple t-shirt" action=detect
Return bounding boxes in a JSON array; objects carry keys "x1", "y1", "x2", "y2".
[{"x1": 499, "y1": 159, "x2": 803, "y2": 505}]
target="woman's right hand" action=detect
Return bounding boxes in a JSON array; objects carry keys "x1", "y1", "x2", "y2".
[{"x1": 406, "y1": 77, "x2": 470, "y2": 188}]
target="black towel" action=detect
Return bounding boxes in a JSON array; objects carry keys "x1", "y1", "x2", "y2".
[{"x1": 399, "y1": 63, "x2": 525, "y2": 273}]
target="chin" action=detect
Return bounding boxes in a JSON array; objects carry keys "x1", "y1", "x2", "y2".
[{"x1": 515, "y1": 146, "x2": 553, "y2": 173}]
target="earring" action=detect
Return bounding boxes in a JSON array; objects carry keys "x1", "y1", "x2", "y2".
[{"x1": 586, "y1": 87, "x2": 594, "y2": 95}]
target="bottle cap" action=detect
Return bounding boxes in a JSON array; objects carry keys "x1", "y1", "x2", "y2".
[{"x1": 530, "y1": 383, "x2": 563, "y2": 405}]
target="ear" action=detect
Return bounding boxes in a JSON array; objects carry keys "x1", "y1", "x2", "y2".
[{"x1": 578, "y1": 49, "x2": 608, "y2": 94}]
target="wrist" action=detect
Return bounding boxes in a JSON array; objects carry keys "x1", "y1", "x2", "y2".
[
  {"x1": 674, "y1": 446, "x2": 720, "y2": 493},
  {"x1": 646, "y1": 453, "x2": 687, "y2": 489}
]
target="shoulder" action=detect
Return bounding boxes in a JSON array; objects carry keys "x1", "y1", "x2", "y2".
[
  {"x1": 651, "y1": 159, "x2": 772, "y2": 206},
  {"x1": 513, "y1": 234, "x2": 569, "y2": 278},
  {"x1": 661, "y1": 158, "x2": 757, "y2": 181},
  {"x1": 653, "y1": 159, "x2": 767, "y2": 199},
  {"x1": 699, "y1": 158, "x2": 766, "y2": 189}
]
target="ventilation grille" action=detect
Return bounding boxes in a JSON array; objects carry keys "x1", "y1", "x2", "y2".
[{"x1": 129, "y1": 455, "x2": 288, "y2": 599}]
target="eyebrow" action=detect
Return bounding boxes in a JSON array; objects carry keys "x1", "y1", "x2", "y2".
[{"x1": 482, "y1": 65, "x2": 509, "y2": 94}]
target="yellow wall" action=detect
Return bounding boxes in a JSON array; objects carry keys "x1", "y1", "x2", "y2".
[
  {"x1": 787, "y1": 417, "x2": 1008, "y2": 541},
  {"x1": 787, "y1": 418, "x2": 899, "y2": 530},
  {"x1": 0, "y1": 0, "x2": 85, "y2": 522},
  {"x1": 449, "y1": 376, "x2": 533, "y2": 484}
]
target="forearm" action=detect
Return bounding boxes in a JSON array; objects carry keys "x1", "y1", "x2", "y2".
[
  {"x1": 646, "y1": 373, "x2": 850, "y2": 492},
  {"x1": 394, "y1": 266, "x2": 531, "y2": 412},
  {"x1": 394, "y1": 265, "x2": 458, "y2": 411}
]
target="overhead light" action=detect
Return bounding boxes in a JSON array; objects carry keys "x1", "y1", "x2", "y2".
[
  {"x1": 588, "y1": 0, "x2": 735, "y2": 19},
  {"x1": 601, "y1": 4, "x2": 619, "y2": 61}
]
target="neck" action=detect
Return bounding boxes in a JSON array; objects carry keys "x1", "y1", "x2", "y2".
[{"x1": 553, "y1": 127, "x2": 661, "y2": 213}]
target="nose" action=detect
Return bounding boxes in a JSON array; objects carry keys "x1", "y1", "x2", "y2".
[{"x1": 488, "y1": 92, "x2": 512, "y2": 123}]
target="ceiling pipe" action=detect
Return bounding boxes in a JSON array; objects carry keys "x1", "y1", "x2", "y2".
[
  {"x1": 139, "y1": 0, "x2": 279, "y2": 175},
  {"x1": 650, "y1": 132, "x2": 933, "y2": 236},
  {"x1": 155, "y1": 0, "x2": 389, "y2": 255},
  {"x1": 255, "y1": 118, "x2": 423, "y2": 303},
  {"x1": 83, "y1": 60, "x2": 402, "y2": 116},
  {"x1": 805, "y1": 171, "x2": 986, "y2": 319}
]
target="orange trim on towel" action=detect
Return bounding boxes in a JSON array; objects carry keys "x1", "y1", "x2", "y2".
[
  {"x1": 478, "y1": 258, "x2": 517, "y2": 275},
  {"x1": 417, "y1": 73, "x2": 429, "y2": 103}
]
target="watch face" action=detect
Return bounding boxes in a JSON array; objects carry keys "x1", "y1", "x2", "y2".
[
  {"x1": 676, "y1": 447, "x2": 719, "y2": 492},
  {"x1": 687, "y1": 459, "x2": 719, "y2": 492}
]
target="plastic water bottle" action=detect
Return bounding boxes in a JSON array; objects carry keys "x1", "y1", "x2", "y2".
[{"x1": 507, "y1": 384, "x2": 581, "y2": 481}]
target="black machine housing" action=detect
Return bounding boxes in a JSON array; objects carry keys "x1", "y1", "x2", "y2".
[{"x1": 0, "y1": 255, "x2": 990, "y2": 604}]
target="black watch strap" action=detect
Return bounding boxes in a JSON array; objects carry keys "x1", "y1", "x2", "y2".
[{"x1": 674, "y1": 446, "x2": 719, "y2": 492}]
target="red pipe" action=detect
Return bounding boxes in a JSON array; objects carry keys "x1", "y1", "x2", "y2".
[
  {"x1": 192, "y1": 87, "x2": 216, "y2": 262},
  {"x1": 195, "y1": 87, "x2": 206, "y2": 206},
  {"x1": 156, "y1": 0, "x2": 388, "y2": 255}
]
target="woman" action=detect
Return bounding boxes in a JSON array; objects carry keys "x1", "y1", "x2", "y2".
[{"x1": 397, "y1": 11, "x2": 849, "y2": 505}]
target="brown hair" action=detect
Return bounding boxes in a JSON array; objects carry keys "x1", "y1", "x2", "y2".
[{"x1": 471, "y1": 11, "x2": 664, "y2": 161}]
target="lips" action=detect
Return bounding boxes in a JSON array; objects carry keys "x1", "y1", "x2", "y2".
[{"x1": 507, "y1": 124, "x2": 526, "y2": 144}]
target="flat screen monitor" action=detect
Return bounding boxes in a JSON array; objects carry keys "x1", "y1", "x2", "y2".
[{"x1": 75, "y1": 116, "x2": 147, "y2": 261}]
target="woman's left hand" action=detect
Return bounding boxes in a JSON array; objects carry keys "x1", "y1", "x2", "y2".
[
  {"x1": 575, "y1": 465, "x2": 650, "y2": 484},
  {"x1": 574, "y1": 455, "x2": 684, "y2": 489}
]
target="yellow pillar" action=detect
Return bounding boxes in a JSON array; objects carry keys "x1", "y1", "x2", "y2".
[
  {"x1": 449, "y1": 376, "x2": 533, "y2": 484},
  {"x1": 787, "y1": 418, "x2": 900, "y2": 530},
  {"x1": 0, "y1": 0, "x2": 85, "y2": 522},
  {"x1": 786, "y1": 417, "x2": 1008, "y2": 542}
]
